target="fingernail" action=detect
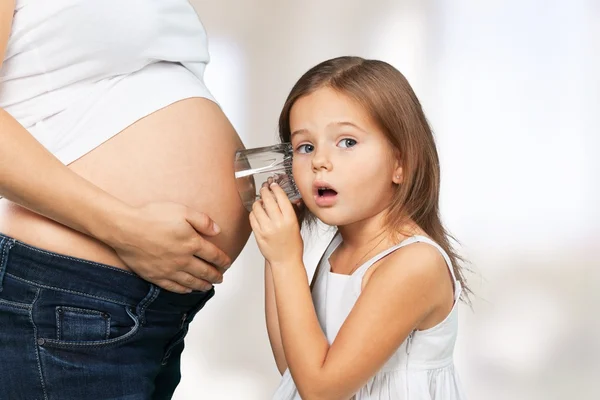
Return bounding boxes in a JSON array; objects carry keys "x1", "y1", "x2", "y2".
[
  {"x1": 213, "y1": 222, "x2": 221, "y2": 233},
  {"x1": 270, "y1": 182, "x2": 278, "y2": 187},
  {"x1": 186, "y1": 289, "x2": 193, "y2": 293}
]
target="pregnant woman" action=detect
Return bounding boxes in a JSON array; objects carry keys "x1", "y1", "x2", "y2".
[{"x1": 0, "y1": 1, "x2": 251, "y2": 399}]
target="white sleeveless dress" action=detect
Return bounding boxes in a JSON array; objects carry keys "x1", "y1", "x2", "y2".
[{"x1": 272, "y1": 233, "x2": 467, "y2": 399}]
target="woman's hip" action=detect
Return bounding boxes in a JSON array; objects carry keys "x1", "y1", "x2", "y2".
[{"x1": 0, "y1": 233, "x2": 215, "y2": 399}]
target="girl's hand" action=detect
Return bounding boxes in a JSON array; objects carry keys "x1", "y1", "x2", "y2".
[{"x1": 250, "y1": 182, "x2": 304, "y2": 266}]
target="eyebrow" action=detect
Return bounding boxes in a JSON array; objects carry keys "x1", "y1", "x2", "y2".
[
  {"x1": 331, "y1": 121, "x2": 367, "y2": 133},
  {"x1": 290, "y1": 129, "x2": 308, "y2": 139},
  {"x1": 290, "y1": 121, "x2": 367, "y2": 138}
]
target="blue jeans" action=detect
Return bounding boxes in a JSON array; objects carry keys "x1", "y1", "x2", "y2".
[{"x1": 0, "y1": 233, "x2": 215, "y2": 400}]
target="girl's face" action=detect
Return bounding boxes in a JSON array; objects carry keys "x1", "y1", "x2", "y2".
[{"x1": 289, "y1": 87, "x2": 402, "y2": 227}]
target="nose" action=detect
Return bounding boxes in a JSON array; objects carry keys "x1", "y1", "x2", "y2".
[{"x1": 311, "y1": 147, "x2": 332, "y2": 172}]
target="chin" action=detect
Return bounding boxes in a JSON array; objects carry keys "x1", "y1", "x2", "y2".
[{"x1": 310, "y1": 208, "x2": 352, "y2": 227}]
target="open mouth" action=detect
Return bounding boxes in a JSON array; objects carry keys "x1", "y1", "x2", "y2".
[
  {"x1": 313, "y1": 181, "x2": 338, "y2": 206},
  {"x1": 317, "y1": 187, "x2": 338, "y2": 197},
  {"x1": 313, "y1": 180, "x2": 338, "y2": 198}
]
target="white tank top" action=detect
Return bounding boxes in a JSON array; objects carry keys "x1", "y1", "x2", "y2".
[
  {"x1": 273, "y1": 233, "x2": 468, "y2": 399},
  {"x1": 0, "y1": 0, "x2": 215, "y2": 164}
]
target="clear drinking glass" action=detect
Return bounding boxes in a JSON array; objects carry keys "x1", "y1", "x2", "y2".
[{"x1": 234, "y1": 143, "x2": 301, "y2": 211}]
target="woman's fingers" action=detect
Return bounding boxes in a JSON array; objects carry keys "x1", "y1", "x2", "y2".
[
  {"x1": 191, "y1": 237, "x2": 231, "y2": 273},
  {"x1": 185, "y1": 209, "x2": 221, "y2": 236},
  {"x1": 185, "y1": 253, "x2": 224, "y2": 284},
  {"x1": 172, "y1": 270, "x2": 214, "y2": 292},
  {"x1": 154, "y1": 279, "x2": 196, "y2": 294}
]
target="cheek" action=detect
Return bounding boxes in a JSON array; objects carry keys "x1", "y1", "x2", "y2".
[
  {"x1": 348, "y1": 162, "x2": 393, "y2": 195},
  {"x1": 292, "y1": 160, "x2": 313, "y2": 197}
]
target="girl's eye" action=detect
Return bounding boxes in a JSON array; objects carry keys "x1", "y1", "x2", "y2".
[
  {"x1": 296, "y1": 144, "x2": 314, "y2": 154},
  {"x1": 338, "y1": 138, "x2": 357, "y2": 148}
]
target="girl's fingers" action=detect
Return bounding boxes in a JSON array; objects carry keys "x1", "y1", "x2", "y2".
[
  {"x1": 249, "y1": 210, "x2": 261, "y2": 232},
  {"x1": 270, "y1": 183, "x2": 295, "y2": 216},
  {"x1": 251, "y1": 199, "x2": 270, "y2": 228},
  {"x1": 260, "y1": 185, "x2": 282, "y2": 219}
]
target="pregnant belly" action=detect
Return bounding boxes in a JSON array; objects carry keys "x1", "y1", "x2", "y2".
[{"x1": 0, "y1": 97, "x2": 251, "y2": 271}]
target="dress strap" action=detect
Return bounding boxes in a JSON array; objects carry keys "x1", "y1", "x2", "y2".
[
  {"x1": 352, "y1": 235, "x2": 462, "y2": 300},
  {"x1": 351, "y1": 236, "x2": 421, "y2": 277}
]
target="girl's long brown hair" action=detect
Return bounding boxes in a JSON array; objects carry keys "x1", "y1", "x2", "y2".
[{"x1": 279, "y1": 56, "x2": 471, "y2": 301}]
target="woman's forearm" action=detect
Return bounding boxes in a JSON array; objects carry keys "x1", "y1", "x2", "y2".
[{"x1": 0, "y1": 108, "x2": 134, "y2": 244}]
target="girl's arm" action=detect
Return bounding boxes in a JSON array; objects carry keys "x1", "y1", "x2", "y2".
[
  {"x1": 251, "y1": 183, "x2": 451, "y2": 400},
  {"x1": 265, "y1": 260, "x2": 288, "y2": 374},
  {"x1": 270, "y1": 244, "x2": 448, "y2": 399}
]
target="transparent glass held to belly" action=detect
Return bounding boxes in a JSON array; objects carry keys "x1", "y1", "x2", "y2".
[{"x1": 234, "y1": 143, "x2": 301, "y2": 212}]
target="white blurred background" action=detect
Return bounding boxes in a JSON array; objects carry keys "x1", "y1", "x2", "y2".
[{"x1": 175, "y1": 1, "x2": 600, "y2": 399}]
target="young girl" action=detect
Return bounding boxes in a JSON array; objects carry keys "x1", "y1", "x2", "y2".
[{"x1": 250, "y1": 56, "x2": 469, "y2": 399}]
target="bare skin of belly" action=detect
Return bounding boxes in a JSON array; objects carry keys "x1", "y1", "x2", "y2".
[{"x1": 0, "y1": 97, "x2": 252, "y2": 272}]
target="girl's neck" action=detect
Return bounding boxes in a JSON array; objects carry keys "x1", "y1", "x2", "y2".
[
  {"x1": 337, "y1": 218, "x2": 387, "y2": 249},
  {"x1": 337, "y1": 209, "x2": 391, "y2": 248},
  {"x1": 336, "y1": 211, "x2": 421, "y2": 249},
  {"x1": 331, "y1": 212, "x2": 424, "y2": 275}
]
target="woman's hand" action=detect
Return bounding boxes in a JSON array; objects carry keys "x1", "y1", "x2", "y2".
[
  {"x1": 108, "y1": 202, "x2": 231, "y2": 294},
  {"x1": 250, "y1": 182, "x2": 304, "y2": 267}
]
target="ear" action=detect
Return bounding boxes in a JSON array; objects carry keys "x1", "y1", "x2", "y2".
[{"x1": 392, "y1": 160, "x2": 403, "y2": 185}]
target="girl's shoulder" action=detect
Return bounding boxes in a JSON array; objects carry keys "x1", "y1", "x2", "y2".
[
  {"x1": 361, "y1": 238, "x2": 449, "y2": 288},
  {"x1": 358, "y1": 237, "x2": 458, "y2": 331}
]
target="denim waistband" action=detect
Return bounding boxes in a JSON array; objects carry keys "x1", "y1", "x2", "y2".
[{"x1": 0, "y1": 232, "x2": 213, "y2": 312}]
